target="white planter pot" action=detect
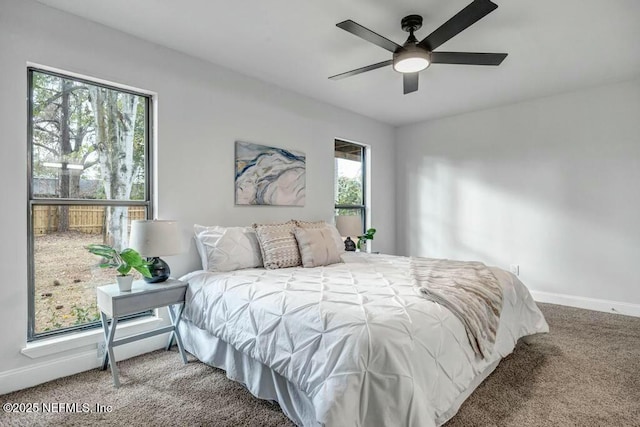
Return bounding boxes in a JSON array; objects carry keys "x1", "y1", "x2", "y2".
[{"x1": 116, "y1": 275, "x2": 134, "y2": 292}]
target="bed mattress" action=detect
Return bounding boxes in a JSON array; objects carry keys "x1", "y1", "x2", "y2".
[{"x1": 180, "y1": 253, "x2": 548, "y2": 426}]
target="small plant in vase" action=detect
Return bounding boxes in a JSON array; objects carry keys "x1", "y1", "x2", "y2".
[
  {"x1": 357, "y1": 228, "x2": 376, "y2": 252},
  {"x1": 86, "y1": 244, "x2": 152, "y2": 292}
]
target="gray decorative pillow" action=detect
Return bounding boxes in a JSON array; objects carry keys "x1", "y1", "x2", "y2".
[
  {"x1": 295, "y1": 220, "x2": 345, "y2": 254},
  {"x1": 253, "y1": 221, "x2": 302, "y2": 269},
  {"x1": 294, "y1": 227, "x2": 342, "y2": 268}
]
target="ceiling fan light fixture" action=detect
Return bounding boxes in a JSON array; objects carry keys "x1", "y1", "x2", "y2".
[
  {"x1": 393, "y1": 47, "x2": 431, "y2": 73},
  {"x1": 331, "y1": 1, "x2": 507, "y2": 94}
]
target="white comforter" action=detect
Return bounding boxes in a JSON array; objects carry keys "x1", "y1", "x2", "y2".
[{"x1": 181, "y1": 253, "x2": 548, "y2": 426}]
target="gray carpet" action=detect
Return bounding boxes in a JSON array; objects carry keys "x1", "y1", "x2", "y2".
[{"x1": 1, "y1": 303, "x2": 639, "y2": 426}]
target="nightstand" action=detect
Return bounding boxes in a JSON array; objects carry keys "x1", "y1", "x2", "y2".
[{"x1": 96, "y1": 278, "x2": 188, "y2": 387}]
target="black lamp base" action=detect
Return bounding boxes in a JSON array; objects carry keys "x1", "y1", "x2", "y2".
[
  {"x1": 145, "y1": 257, "x2": 170, "y2": 283},
  {"x1": 344, "y1": 236, "x2": 357, "y2": 252}
]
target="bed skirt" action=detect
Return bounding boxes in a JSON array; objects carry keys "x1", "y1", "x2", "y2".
[
  {"x1": 179, "y1": 319, "x2": 502, "y2": 426},
  {"x1": 179, "y1": 319, "x2": 315, "y2": 426}
]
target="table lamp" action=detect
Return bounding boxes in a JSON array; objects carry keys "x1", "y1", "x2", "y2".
[
  {"x1": 129, "y1": 220, "x2": 182, "y2": 283},
  {"x1": 335, "y1": 215, "x2": 363, "y2": 252}
]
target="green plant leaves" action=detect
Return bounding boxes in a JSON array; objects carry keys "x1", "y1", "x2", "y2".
[
  {"x1": 117, "y1": 264, "x2": 132, "y2": 276},
  {"x1": 365, "y1": 228, "x2": 376, "y2": 239},
  {"x1": 120, "y1": 248, "x2": 144, "y2": 266},
  {"x1": 86, "y1": 244, "x2": 117, "y2": 259},
  {"x1": 356, "y1": 228, "x2": 377, "y2": 249},
  {"x1": 87, "y1": 245, "x2": 152, "y2": 278},
  {"x1": 134, "y1": 264, "x2": 152, "y2": 278}
]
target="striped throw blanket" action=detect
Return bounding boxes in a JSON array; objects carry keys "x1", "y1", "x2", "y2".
[{"x1": 410, "y1": 257, "x2": 503, "y2": 358}]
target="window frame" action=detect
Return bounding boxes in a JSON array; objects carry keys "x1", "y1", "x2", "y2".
[
  {"x1": 26, "y1": 67, "x2": 154, "y2": 341},
  {"x1": 334, "y1": 139, "x2": 367, "y2": 234}
]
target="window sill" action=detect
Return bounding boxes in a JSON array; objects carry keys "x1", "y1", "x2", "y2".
[{"x1": 21, "y1": 315, "x2": 165, "y2": 359}]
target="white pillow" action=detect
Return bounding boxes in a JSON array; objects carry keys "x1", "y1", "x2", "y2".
[{"x1": 194, "y1": 225, "x2": 263, "y2": 272}]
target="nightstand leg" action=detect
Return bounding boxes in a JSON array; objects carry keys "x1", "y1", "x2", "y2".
[
  {"x1": 166, "y1": 304, "x2": 176, "y2": 350},
  {"x1": 100, "y1": 312, "x2": 110, "y2": 370},
  {"x1": 167, "y1": 303, "x2": 187, "y2": 364},
  {"x1": 101, "y1": 312, "x2": 120, "y2": 387}
]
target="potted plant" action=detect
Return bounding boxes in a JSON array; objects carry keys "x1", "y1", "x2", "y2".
[
  {"x1": 86, "y1": 244, "x2": 152, "y2": 292},
  {"x1": 357, "y1": 228, "x2": 376, "y2": 252}
]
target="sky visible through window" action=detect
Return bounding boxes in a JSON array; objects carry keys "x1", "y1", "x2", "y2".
[{"x1": 337, "y1": 158, "x2": 362, "y2": 179}]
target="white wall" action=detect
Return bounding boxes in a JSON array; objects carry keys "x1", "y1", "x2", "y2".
[
  {"x1": 0, "y1": 0, "x2": 395, "y2": 392},
  {"x1": 396, "y1": 78, "x2": 640, "y2": 314}
]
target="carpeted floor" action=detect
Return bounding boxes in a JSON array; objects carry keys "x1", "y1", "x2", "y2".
[{"x1": 1, "y1": 303, "x2": 639, "y2": 426}]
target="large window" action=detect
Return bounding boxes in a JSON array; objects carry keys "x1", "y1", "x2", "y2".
[
  {"x1": 28, "y1": 68, "x2": 151, "y2": 339},
  {"x1": 334, "y1": 140, "x2": 366, "y2": 233}
]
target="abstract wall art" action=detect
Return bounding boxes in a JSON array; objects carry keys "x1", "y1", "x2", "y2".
[{"x1": 235, "y1": 141, "x2": 306, "y2": 206}]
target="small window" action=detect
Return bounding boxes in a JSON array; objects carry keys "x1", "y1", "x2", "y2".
[
  {"x1": 28, "y1": 68, "x2": 152, "y2": 339},
  {"x1": 334, "y1": 140, "x2": 366, "y2": 233}
]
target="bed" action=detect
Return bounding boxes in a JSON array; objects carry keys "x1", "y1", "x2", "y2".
[{"x1": 178, "y1": 251, "x2": 548, "y2": 426}]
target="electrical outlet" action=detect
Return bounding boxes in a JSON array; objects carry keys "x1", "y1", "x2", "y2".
[
  {"x1": 510, "y1": 264, "x2": 520, "y2": 276},
  {"x1": 97, "y1": 342, "x2": 106, "y2": 359}
]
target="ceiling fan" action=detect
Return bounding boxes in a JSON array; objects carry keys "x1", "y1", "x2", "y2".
[{"x1": 329, "y1": 0, "x2": 507, "y2": 94}]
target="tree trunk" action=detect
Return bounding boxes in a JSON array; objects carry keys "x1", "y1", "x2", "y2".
[
  {"x1": 88, "y1": 87, "x2": 139, "y2": 249},
  {"x1": 58, "y1": 79, "x2": 73, "y2": 232},
  {"x1": 70, "y1": 174, "x2": 80, "y2": 198}
]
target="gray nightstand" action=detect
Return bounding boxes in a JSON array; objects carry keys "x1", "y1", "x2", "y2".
[{"x1": 96, "y1": 278, "x2": 188, "y2": 387}]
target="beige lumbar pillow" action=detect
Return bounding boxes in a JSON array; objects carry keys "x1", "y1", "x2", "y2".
[
  {"x1": 295, "y1": 220, "x2": 345, "y2": 254},
  {"x1": 253, "y1": 221, "x2": 302, "y2": 269},
  {"x1": 293, "y1": 227, "x2": 342, "y2": 268}
]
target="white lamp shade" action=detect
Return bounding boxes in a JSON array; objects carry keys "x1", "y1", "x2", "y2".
[
  {"x1": 129, "y1": 220, "x2": 182, "y2": 257},
  {"x1": 335, "y1": 215, "x2": 363, "y2": 238}
]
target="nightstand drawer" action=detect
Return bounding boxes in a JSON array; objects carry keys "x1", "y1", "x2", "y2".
[
  {"x1": 111, "y1": 286, "x2": 186, "y2": 317},
  {"x1": 97, "y1": 279, "x2": 188, "y2": 317}
]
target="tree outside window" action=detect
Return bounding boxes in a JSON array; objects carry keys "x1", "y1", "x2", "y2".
[
  {"x1": 335, "y1": 140, "x2": 366, "y2": 231},
  {"x1": 28, "y1": 69, "x2": 151, "y2": 338}
]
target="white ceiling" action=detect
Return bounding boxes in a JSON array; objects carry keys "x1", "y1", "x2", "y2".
[{"x1": 36, "y1": 0, "x2": 640, "y2": 126}]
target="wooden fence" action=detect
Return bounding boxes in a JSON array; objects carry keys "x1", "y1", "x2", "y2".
[{"x1": 33, "y1": 205, "x2": 146, "y2": 235}]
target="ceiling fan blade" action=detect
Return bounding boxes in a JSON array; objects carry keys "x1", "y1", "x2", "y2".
[
  {"x1": 419, "y1": 0, "x2": 498, "y2": 51},
  {"x1": 336, "y1": 20, "x2": 402, "y2": 53},
  {"x1": 431, "y1": 52, "x2": 507, "y2": 65},
  {"x1": 328, "y1": 60, "x2": 393, "y2": 80},
  {"x1": 403, "y1": 72, "x2": 419, "y2": 94}
]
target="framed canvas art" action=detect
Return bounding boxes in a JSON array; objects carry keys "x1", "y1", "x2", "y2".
[{"x1": 235, "y1": 141, "x2": 306, "y2": 206}]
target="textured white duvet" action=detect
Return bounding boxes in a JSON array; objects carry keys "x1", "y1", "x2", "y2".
[{"x1": 181, "y1": 253, "x2": 548, "y2": 426}]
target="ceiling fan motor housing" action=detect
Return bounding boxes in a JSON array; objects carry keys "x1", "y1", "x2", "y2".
[{"x1": 401, "y1": 14, "x2": 423, "y2": 33}]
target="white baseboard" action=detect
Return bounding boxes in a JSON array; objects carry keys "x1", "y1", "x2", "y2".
[
  {"x1": 531, "y1": 290, "x2": 640, "y2": 318},
  {"x1": 0, "y1": 336, "x2": 166, "y2": 395}
]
